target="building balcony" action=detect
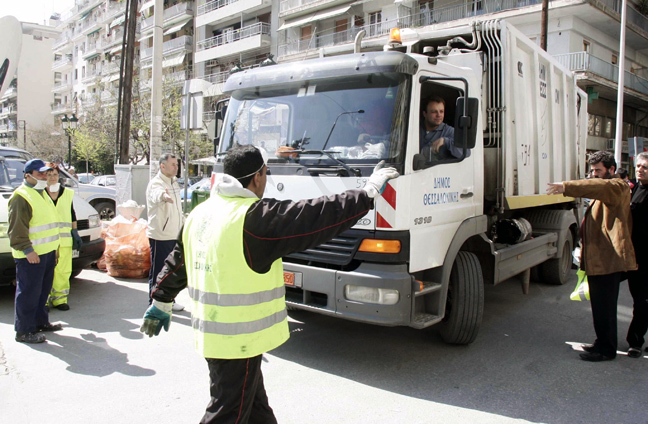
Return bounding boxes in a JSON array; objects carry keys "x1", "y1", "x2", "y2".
[
  {"x1": 52, "y1": 81, "x2": 73, "y2": 93},
  {"x1": 197, "y1": 0, "x2": 267, "y2": 27},
  {"x1": 141, "y1": 2, "x2": 194, "y2": 33},
  {"x1": 51, "y1": 103, "x2": 74, "y2": 114},
  {"x1": 140, "y1": 70, "x2": 191, "y2": 92},
  {"x1": 53, "y1": 31, "x2": 74, "y2": 50},
  {"x1": 196, "y1": 23, "x2": 271, "y2": 63},
  {"x1": 82, "y1": 39, "x2": 105, "y2": 60},
  {"x1": 140, "y1": 35, "x2": 193, "y2": 60},
  {"x1": 52, "y1": 55, "x2": 74, "y2": 70},
  {"x1": 0, "y1": 106, "x2": 16, "y2": 118},
  {"x1": 554, "y1": 52, "x2": 648, "y2": 104},
  {"x1": 82, "y1": 70, "x2": 103, "y2": 84},
  {"x1": 1, "y1": 86, "x2": 17, "y2": 99},
  {"x1": 279, "y1": 0, "x2": 342, "y2": 18}
]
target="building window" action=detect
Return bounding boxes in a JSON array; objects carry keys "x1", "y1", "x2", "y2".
[
  {"x1": 583, "y1": 40, "x2": 590, "y2": 53},
  {"x1": 334, "y1": 19, "x2": 348, "y2": 44},
  {"x1": 369, "y1": 11, "x2": 382, "y2": 37},
  {"x1": 612, "y1": 54, "x2": 618, "y2": 65}
]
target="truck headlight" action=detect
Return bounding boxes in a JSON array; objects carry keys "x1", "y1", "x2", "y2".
[
  {"x1": 0, "y1": 222, "x2": 8, "y2": 238},
  {"x1": 344, "y1": 285, "x2": 399, "y2": 305},
  {"x1": 88, "y1": 214, "x2": 101, "y2": 229}
]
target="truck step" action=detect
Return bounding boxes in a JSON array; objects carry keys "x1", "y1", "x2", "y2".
[
  {"x1": 414, "y1": 282, "x2": 442, "y2": 297},
  {"x1": 411, "y1": 313, "x2": 442, "y2": 329}
]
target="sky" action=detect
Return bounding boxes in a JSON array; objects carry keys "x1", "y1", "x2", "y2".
[{"x1": 0, "y1": 0, "x2": 76, "y2": 25}]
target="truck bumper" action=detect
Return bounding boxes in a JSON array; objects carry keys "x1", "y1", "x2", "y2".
[
  {"x1": 0, "y1": 251, "x2": 16, "y2": 286},
  {"x1": 283, "y1": 262, "x2": 413, "y2": 326},
  {"x1": 72, "y1": 237, "x2": 105, "y2": 271}
]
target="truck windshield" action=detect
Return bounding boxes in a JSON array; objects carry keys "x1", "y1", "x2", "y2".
[
  {"x1": 220, "y1": 72, "x2": 409, "y2": 165},
  {"x1": 0, "y1": 160, "x2": 15, "y2": 191}
]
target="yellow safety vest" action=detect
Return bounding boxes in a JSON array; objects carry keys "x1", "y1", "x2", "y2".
[
  {"x1": 11, "y1": 184, "x2": 60, "y2": 258},
  {"x1": 52, "y1": 188, "x2": 74, "y2": 247},
  {"x1": 183, "y1": 194, "x2": 289, "y2": 359}
]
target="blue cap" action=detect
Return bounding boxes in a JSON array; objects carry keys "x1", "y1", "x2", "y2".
[{"x1": 24, "y1": 159, "x2": 53, "y2": 174}]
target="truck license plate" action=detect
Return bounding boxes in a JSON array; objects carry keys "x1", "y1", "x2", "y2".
[
  {"x1": 283, "y1": 271, "x2": 295, "y2": 286},
  {"x1": 72, "y1": 250, "x2": 80, "y2": 258}
]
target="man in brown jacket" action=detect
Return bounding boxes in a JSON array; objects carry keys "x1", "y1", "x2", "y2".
[{"x1": 548, "y1": 150, "x2": 637, "y2": 362}]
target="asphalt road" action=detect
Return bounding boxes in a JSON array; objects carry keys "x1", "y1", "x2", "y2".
[{"x1": 0, "y1": 268, "x2": 645, "y2": 424}]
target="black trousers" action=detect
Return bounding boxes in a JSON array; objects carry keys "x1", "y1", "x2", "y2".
[
  {"x1": 201, "y1": 355, "x2": 277, "y2": 424},
  {"x1": 147, "y1": 239, "x2": 176, "y2": 305},
  {"x1": 14, "y1": 251, "x2": 56, "y2": 333},
  {"x1": 626, "y1": 268, "x2": 648, "y2": 349},
  {"x1": 587, "y1": 272, "x2": 623, "y2": 358}
]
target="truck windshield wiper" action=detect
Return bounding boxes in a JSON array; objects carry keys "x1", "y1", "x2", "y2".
[{"x1": 294, "y1": 149, "x2": 362, "y2": 177}]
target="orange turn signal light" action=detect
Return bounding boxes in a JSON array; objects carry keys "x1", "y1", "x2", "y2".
[
  {"x1": 389, "y1": 28, "x2": 402, "y2": 44},
  {"x1": 358, "y1": 239, "x2": 401, "y2": 254}
]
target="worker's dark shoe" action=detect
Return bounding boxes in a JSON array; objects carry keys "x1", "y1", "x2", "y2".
[
  {"x1": 16, "y1": 332, "x2": 46, "y2": 344},
  {"x1": 581, "y1": 344, "x2": 596, "y2": 353},
  {"x1": 579, "y1": 352, "x2": 614, "y2": 362},
  {"x1": 37, "y1": 323, "x2": 63, "y2": 332},
  {"x1": 627, "y1": 347, "x2": 642, "y2": 359},
  {"x1": 54, "y1": 303, "x2": 70, "y2": 311}
]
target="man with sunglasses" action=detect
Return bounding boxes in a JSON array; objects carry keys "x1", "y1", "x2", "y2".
[{"x1": 141, "y1": 144, "x2": 399, "y2": 423}]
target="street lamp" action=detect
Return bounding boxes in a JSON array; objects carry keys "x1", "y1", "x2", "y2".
[{"x1": 61, "y1": 113, "x2": 78, "y2": 168}]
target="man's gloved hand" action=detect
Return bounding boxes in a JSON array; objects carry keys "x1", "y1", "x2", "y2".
[
  {"x1": 71, "y1": 229, "x2": 83, "y2": 251},
  {"x1": 363, "y1": 160, "x2": 399, "y2": 199},
  {"x1": 140, "y1": 300, "x2": 173, "y2": 337}
]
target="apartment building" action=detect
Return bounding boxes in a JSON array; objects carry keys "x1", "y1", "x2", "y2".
[{"x1": 0, "y1": 22, "x2": 60, "y2": 147}]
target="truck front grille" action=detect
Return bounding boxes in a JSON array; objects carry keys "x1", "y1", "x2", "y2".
[
  {"x1": 77, "y1": 219, "x2": 89, "y2": 231},
  {"x1": 285, "y1": 233, "x2": 362, "y2": 266}
]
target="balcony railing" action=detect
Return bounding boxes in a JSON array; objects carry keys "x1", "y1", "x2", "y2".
[
  {"x1": 198, "y1": 0, "x2": 240, "y2": 16},
  {"x1": 82, "y1": 70, "x2": 103, "y2": 83},
  {"x1": 53, "y1": 32, "x2": 73, "y2": 49},
  {"x1": 2, "y1": 86, "x2": 17, "y2": 97},
  {"x1": 52, "y1": 81, "x2": 72, "y2": 91},
  {"x1": 280, "y1": 0, "x2": 337, "y2": 14},
  {"x1": 554, "y1": 52, "x2": 648, "y2": 97},
  {"x1": 52, "y1": 56, "x2": 73, "y2": 69},
  {"x1": 51, "y1": 103, "x2": 72, "y2": 112},
  {"x1": 197, "y1": 22, "x2": 270, "y2": 51},
  {"x1": 278, "y1": 0, "x2": 546, "y2": 56},
  {"x1": 140, "y1": 35, "x2": 193, "y2": 59},
  {"x1": 201, "y1": 70, "x2": 230, "y2": 84},
  {"x1": 141, "y1": 2, "x2": 194, "y2": 31}
]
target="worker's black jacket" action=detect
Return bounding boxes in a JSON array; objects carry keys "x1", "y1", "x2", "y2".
[{"x1": 151, "y1": 190, "x2": 372, "y2": 302}]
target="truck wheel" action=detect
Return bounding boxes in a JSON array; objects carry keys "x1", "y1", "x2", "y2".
[
  {"x1": 540, "y1": 235, "x2": 572, "y2": 285},
  {"x1": 71, "y1": 269, "x2": 82, "y2": 279},
  {"x1": 94, "y1": 202, "x2": 116, "y2": 221},
  {"x1": 439, "y1": 251, "x2": 484, "y2": 345}
]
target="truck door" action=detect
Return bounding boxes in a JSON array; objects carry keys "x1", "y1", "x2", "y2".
[{"x1": 408, "y1": 78, "x2": 481, "y2": 273}]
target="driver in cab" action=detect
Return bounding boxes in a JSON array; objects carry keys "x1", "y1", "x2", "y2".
[{"x1": 420, "y1": 96, "x2": 469, "y2": 162}]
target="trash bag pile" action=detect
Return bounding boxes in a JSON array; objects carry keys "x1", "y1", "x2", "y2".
[{"x1": 98, "y1": 201, "x2": 150, "y2": 279}]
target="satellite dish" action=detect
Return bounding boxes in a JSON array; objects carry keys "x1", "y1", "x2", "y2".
[{"x1": 0, "y1": 16, "x2": 22, "y2": 98}]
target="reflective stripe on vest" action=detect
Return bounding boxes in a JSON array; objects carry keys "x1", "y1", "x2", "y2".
[
  {"x1": 11, "y1": 185, "x2": 60, "y2": 258},
  {"x1": 183, "y1": 194, "x2": 289, "y2": 359},
  {"x1": 53, "y1": 188, "x2": 74, "y2": 247}
]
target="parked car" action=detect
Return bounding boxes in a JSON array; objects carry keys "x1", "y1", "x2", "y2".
[
  {"x1": 0, "y1": 146, "x2": 117, "y2": 220},
  {"x1": 76, "y1": 172, "x2": 95, "y2": 184},
  {"x1": 0, "y1": 155, "x2": 105, "y2": 285},
  {"x1": 90, "y1": 174, "x2": 116, "y2": 187},
  {"x1": 180, "y1": 177, "x2": 210, "y2": 200}
]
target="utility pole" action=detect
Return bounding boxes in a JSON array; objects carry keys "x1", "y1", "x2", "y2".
[
  {"x1": 614, "y1": 0, "x2": 628, "y2": 167},
  {"x1": 540, "y1": 0, "x2": 548, "y2": 51},
  {"x1": 149, "y1": 0, "x2": 164, "y2": 178},
  {"x1": 117, "y1": 0, "x2": 139, "y2": 165}
]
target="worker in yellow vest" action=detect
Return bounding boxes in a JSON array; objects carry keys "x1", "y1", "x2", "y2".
[
  {"x1": 44, "y1": 163, "x2": 83, "y2": 311},
  {"x1": 9, "y1": 159, "x2": 63, "y2": 344},
  {"x1": 141, "y1": 145, "x2": 399, "y2": 423}
]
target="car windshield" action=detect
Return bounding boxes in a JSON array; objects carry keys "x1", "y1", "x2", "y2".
[
  {"x1": 220, "y1": 72, "x2": 409, "y2": 165},
  {"x1": 5, "y1": 158, "x2": 25, "y2": 187}
]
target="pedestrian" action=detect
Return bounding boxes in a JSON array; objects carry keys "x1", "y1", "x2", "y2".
[
  {"x1": 626, "y1": 152, "x2": 648, "y2": 358},
  {"x1": 140, "y1": 145, "x2": 398, "y2": 423},
  {"x1": 9, "y1": 159, "x2": 63, "y2": 344},
  {"x1": 617, "y1": 168, "x2": 635, "y2": 189},
  {"x1": 44, "y1": 163, "x2": 83, "y2": 311},
  {"x1": 547, "y1": 150, "x2": 637, "y2": 362},
  {"x1": 145, "y1": 153, "x2": 184, "y2": 311}
]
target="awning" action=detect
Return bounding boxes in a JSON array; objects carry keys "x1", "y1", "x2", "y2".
[
  {"x1": 84, "y1": 53, "x2": 100, "y2": 61},
  {"x1": 139, "y1": 32, "x2": 153, "y2": 42},
  {"x1": 110, "y1": 14, "x2": 125, "y2": 28},
  {"x1": 140, "y1": 0, "x2": 155, "y2": 12},
  {"x1": 109, "y1": 45, "x2": 123, "y2": 55},
  {"x1": 101, "y1": 73, "x2": 121, "y2": 83},
  {"x1": 162, "y1": 53, "x2": 185, "y2": 68},
  {"x1": 277, "y1": 5, "x2": 351, "y2": 31},
  {"x1": 164, "y1": 18, "x2": 191, "y2": 36},
  {"x1": 88, "y1": 28, "x2": 101, "y2": 36}
]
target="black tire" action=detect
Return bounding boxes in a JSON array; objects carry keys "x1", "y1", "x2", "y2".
[
  {"x1": 94, "y1": 201, "x2": 116, "y2": 221},
  {"x1": 71, "y1": 269, "x2": 83, "y2": 279},
  {"x1": 540, "y1": 234, "x2": 573, "y2": 285},
  {"x1": 439, "y1": 251, "x2": 484, "y2": 345}
]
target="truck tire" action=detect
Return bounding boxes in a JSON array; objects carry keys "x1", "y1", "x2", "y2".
[
  {"x1": 94, "y1": 201, "x2": 116, "y2": 221},
  {"x1": 71, "y1": 269, "x2": 82, "y2": 279},
  {"x1": 540, "y1": 235, "x2": 572, "y2": 285},
  {"x1": 439, "y1": 251, "x2": 484, "y2": 345}
]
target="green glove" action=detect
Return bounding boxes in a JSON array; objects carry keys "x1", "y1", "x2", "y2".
[{"x1": 140, "y1": 300, "x2": 173, "y2": 337}]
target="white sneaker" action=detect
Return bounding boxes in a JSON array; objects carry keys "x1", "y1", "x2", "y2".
[{"x1": 172, "y1": 302, "x2": 185, "y2": 312}]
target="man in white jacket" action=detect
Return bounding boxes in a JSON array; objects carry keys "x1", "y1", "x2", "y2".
[{"x1": 146, "y1": 153, "x2": 185, "y2": 310}]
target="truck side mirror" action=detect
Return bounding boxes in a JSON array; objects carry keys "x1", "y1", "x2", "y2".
[{"x1": 454, "y1": 97, "x2": 479, "y2": 150}]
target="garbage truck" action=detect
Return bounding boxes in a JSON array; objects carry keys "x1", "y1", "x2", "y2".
[{"x1": 209, "y1": 19, "x2": 587, "y2": 344}]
